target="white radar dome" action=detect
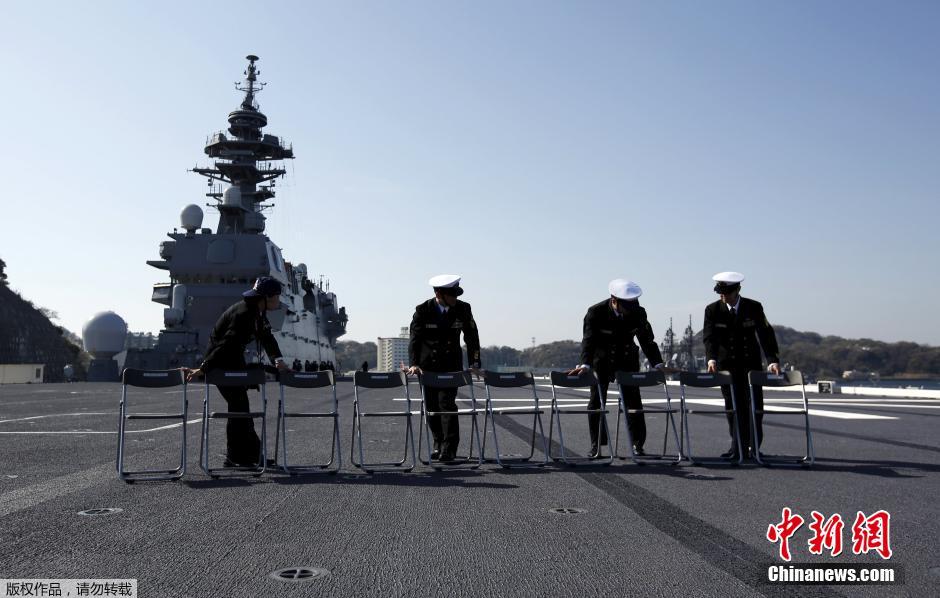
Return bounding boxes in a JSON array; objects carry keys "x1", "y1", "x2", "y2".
[
  {"x1": 82, "y1": 311, "x2": 128, "y2": 358},
  {"x1": 180, "y1": 204, "x2": 204, "y2": 232},
  {"x1": 222, "y1": 186, "x2": 242, "y2": 207}
]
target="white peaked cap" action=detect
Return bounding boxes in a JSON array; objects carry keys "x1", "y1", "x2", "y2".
[
  {"x1": 712, "y1": 271, "x2": 745, "y2": 284},
  {"x1": 429, "y1": 274, "x2": 461, "y2": 288},
  {"x1": 608, "y1": 279, "x2": 642, "y2": 300}
]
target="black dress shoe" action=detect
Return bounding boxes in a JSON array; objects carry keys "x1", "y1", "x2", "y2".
[
  {"x1": 223, "y1": 457, "x2": 275, "y2": 468},
  {"x1": 633, "y1": 446, "x2": 646, "y2": 457},
  {"x1": 438, "y1": 451, "x2": 456, "y2": 463},
  {"x1": 588, "y1": 446, "x2": 601, "y2": 459},
  {"x1": 429, "y1": 450, "x2": 441, "y2": 461},
  {"x1": 720, "y1": 448, "x2": 740, "y2": 460}
]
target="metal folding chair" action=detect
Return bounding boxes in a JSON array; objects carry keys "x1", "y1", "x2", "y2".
[
  {"x1": 274, "y1": 370, "x2": 341, "y2": 475},
  {"x1": 200, "y1": 368, "x2": 268, "y2": 478},
  {"x1": 417, "y1": 371, "x2": 484, "y2": 470},
  {"x1": 117, "y1": 368, "x2": 188, "y2": 483},
  {"x1": 350, "y1": 371, "x2": 416, "y2": 473},
  {"x1": 547, "y1": 370, "x2": 613, "y2": 465},
  {"x1": 678, "y1": 371, "x2": 743, "y2": 465},
  {"x1": 613, "y1": 370, "x2": 682, "y2": 465},
  {"x1": 481, "y1": 370, "x2": 550, "y2": 468},
  {"x1": 748, "y1": 370, "x2": 815, "y2": 467}
]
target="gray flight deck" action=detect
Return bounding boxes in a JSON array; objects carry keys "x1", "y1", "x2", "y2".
[{"x1": 1, "y1": 380, "x2": 937, "y2": 597}]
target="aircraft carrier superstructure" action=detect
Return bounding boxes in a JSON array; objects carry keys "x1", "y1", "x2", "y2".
[{"x1": 125, "y1": 55, "x2": 346, "y2": 370}]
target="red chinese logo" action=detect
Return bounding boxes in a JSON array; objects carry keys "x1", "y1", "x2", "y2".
[
  {"x1": 851, "y1": 510, "x2": 892, "y2": 559},
  {"x1": 767, "y1": 508, "x2": 893, "y2": 561},
  {"x1": 808, "y1": 511, "x2": 844, "y2": 557},
  {"x1": 766, "y1": 507, "x2": 805, "y2": 562}
]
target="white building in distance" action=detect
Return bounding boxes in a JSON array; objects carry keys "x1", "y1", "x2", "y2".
[{"x1": 377, "y1": 327, "x2": 410, "y2": 372}]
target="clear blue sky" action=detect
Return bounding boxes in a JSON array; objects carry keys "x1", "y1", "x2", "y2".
[{"x1": 3, "y1": 1, "x2": 938, "y2": 349}]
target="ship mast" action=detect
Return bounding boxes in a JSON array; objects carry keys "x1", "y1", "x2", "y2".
[
  {"x1": 192, "y1": 55, "x2": 294, "y2": 234},
  {"x1": 661, "y1": 317, "x2": 677, "y2": 368}
]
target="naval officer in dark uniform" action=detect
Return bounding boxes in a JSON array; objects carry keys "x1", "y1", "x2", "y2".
[
  {"x1": 406, "y1": 274, "x2": 482, "y2": 462},
  {"x1": 703, "y1": 271, "x2": 780, "y2": 460},
  {"x1": 185, "y1": 276, "x2": 289, "y2": 466},
  {"x1": 569, "y1": 279, "x2": 666, "y2": 458}
]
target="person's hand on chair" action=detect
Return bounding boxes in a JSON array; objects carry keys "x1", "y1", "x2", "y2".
[
  {"x1": 768, "y1": 363, "x2": 781, "y2": 375},
  {"x1": 567, "y1": 365, "x2": 589, "y2": 376},
  {"x1": 707, "y1": 360, "x2": 718, "y2": 374},
  {"x1": 183, "y1": 367, "x2": 203, "y2": 382},
  {"x1": 405, "y1": 365, "x2": 423, "y2": 376}
]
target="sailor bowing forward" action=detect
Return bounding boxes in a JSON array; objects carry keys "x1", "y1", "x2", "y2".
[
  {"x1": 405, "y1": 274, "x2": 482, "y2": 462},
  {"x1": 569, "y1": 279, "x2": 666, "y2": 459},
  {"x1": 703, "y1": 271, "x2": 781, "y2": 460},
  {"x1": 184, "y1": 276, "x2": 289, "y2": 467}
]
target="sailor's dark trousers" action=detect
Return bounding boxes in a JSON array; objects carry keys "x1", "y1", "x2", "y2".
[
  {"x1": 217, "y1": 385, "x2": 263, "y2": 464},
  {"x1": 588, "y1": 378, "x2": 646, "y2": 449},
  {"x1": 424, "y1": 386, "x2": 459, "y2": 451},
  {"x1": 720, "y1": 369, "x2": 764, "y2": 453}
]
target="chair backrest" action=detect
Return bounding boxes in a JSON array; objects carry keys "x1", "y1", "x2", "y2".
[
  {"x1": 549, "y1": 370, "x2": 597, "y2": 388},
  {"x1": 748, "y1": 370, "x2": 804, "y2": 387},
  {"x1": 122, "y1": 368, "x2": 185, "y2": 388},
  {"x1": 420, "y1": 371, "x2": 473, "y2": 389},
  {"x1": 483, "y1": 370, "x2": 534, "y2": 388},
  {"x1": 279, "y1": 370, "x2": 334, "y2": 388},
  {"x1": 615, "y1": 370, "x2": 665, "y2": 388},
  {"x1": 354, "y1": 371, "x2": 407, "y2": 389},
  {"x1": 679, "y1": 371, "x2": 733, "y2": 388},
  {"x1": 205, "y1": 369, "x2": 267, "y2": 387}
]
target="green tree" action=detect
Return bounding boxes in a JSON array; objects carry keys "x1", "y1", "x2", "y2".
[{"x1": 335, "y1": 340, "x2": 377, "y2": 371}]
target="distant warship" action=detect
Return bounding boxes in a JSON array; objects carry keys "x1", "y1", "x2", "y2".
[{"x1": 125, "y1": 55, "x2": 347, "y2": 370}]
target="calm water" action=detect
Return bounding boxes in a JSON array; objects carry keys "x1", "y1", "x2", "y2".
[{"x1": 848, "y1": 379, "x2": 940, "y2": 390}]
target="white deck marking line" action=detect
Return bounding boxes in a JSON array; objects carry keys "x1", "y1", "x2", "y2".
[
  {"x1": 0, "y1": 419, "x2": 204, "y2": 434},
  {"x1": 669, "y1": 398, "x2": 896, "y2": 420},
  {"x1": 0, "y1": 413, "x2": 110, "y2": 424},
  {"x1": 536, "y1": 384, "x2": 940, "y2": 401},
  {"x1": 392, "y1": 397, "x2": 572, "y2": 405},
  {"x1": 388, "y1": 402, "x2": 578, "y2": 414},
  {"x1": 0, "y1": 462, "x2": 114, "y2": 518},
  {"x1": 545, "y1": 397, "x2": 936, "y2": 410},
  {"x1": 536, "y1": 385, "x2": 907, "y2": 420},
  {"x1": 751, "y1": 400, "x2": 940, "y2": 409},
  {"x1": 0, "y1": 463, "x2": 115, "y2": 517}
]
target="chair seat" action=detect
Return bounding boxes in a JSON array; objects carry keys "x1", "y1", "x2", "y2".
[
  {"x1": 621, "y1": 408, "x2": 678, "y2": 414},
  {"x1": 755, "y1": 410, "x2": 808, "y2": 415},
  {"x1": 488, "y1": 408, "x2": 544, "y2": 415},
  {"x1": 360, "y1": 411, "x2": 412, "y2": 417},
  {"x1": 209, "y1": 411, "x2": 264, "y2": 419},
  {"x1": 283, "y1": 411, "x2": 338, "y2": 418},
  {"x1": 126, "y1": 413, "x2": 185, "y2": 420}
]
